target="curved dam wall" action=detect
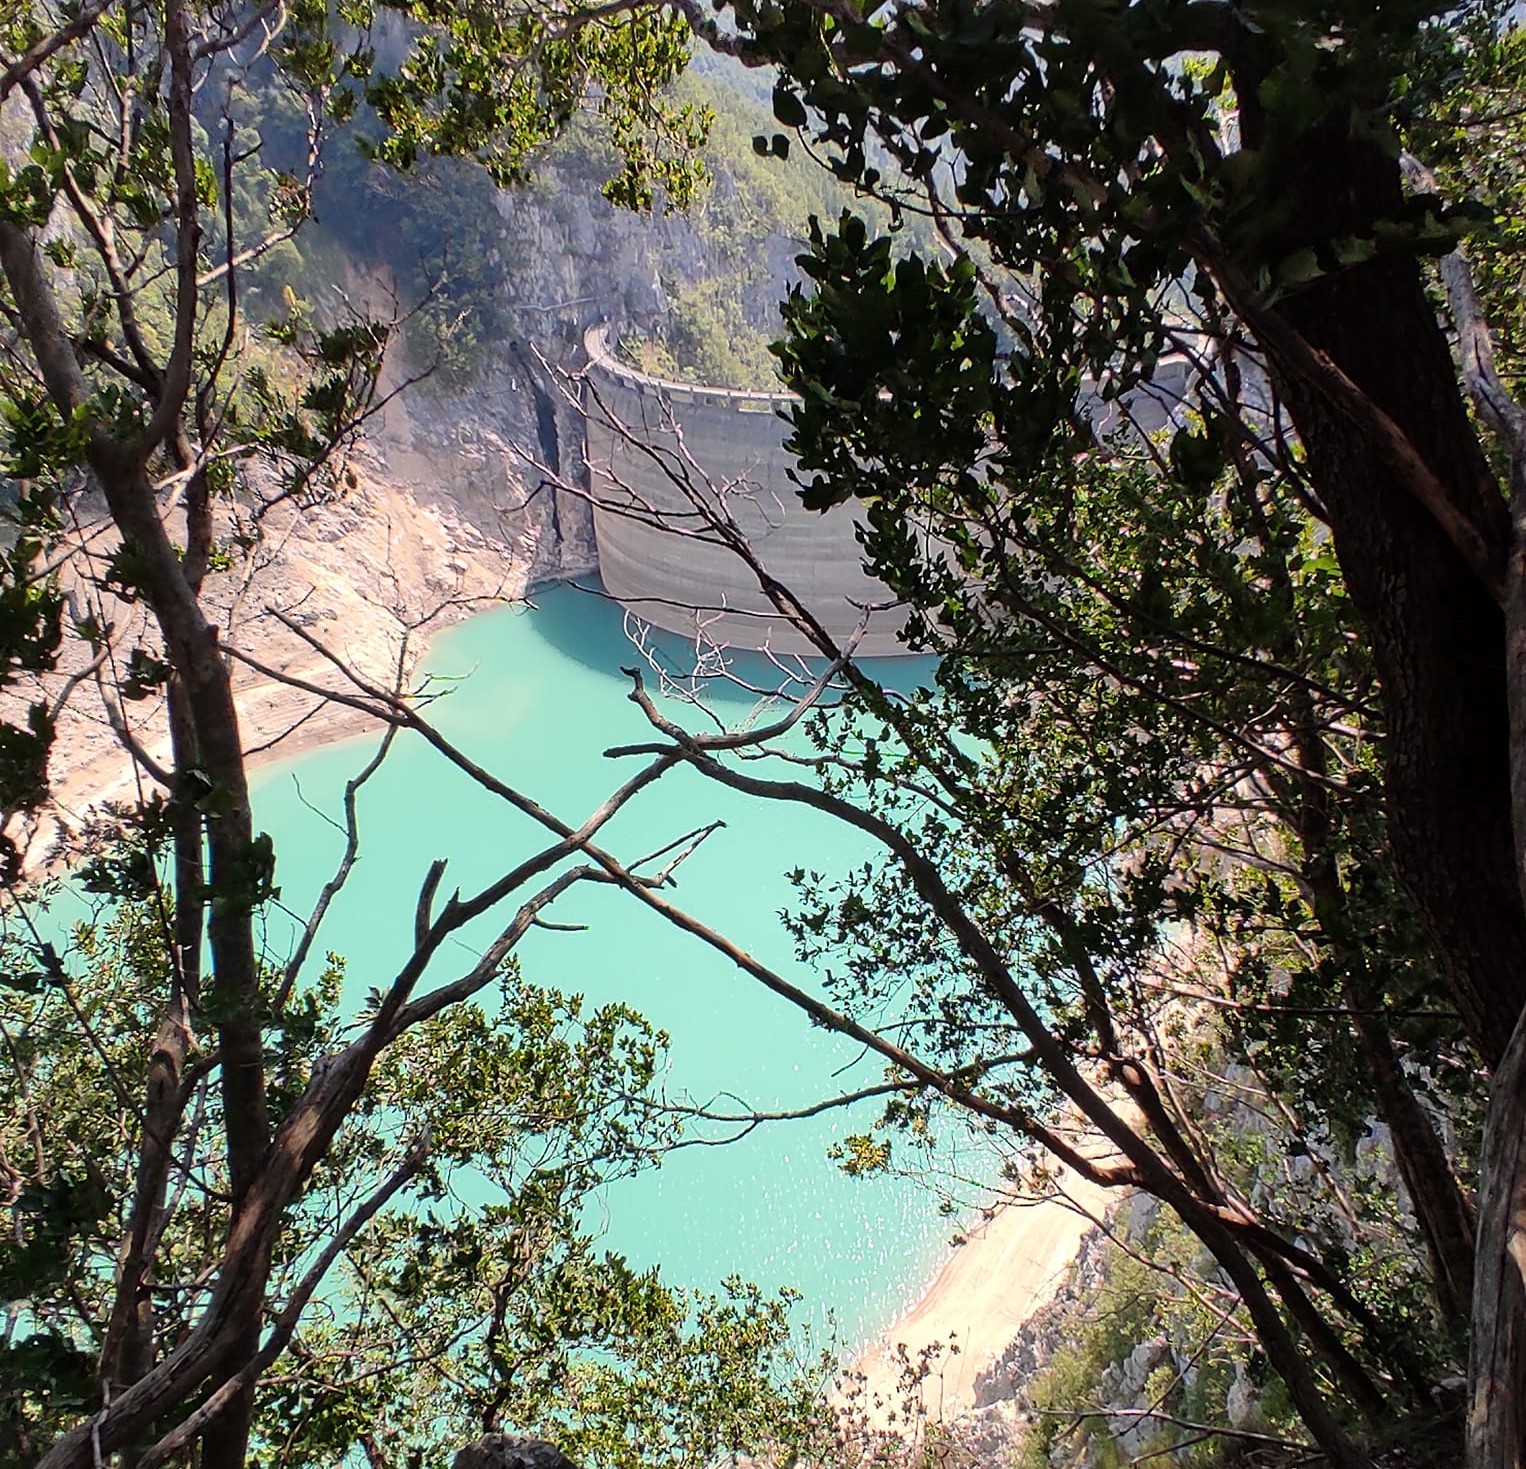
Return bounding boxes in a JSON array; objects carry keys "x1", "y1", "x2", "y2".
[
  {"x1": 581, "y1": 325, "x2": 1194, "y2": 657},
  {"x1": 581, "y1": 325, "x2": 909, "y2": 657}
]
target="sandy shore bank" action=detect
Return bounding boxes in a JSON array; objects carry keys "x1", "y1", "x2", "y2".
[
  {"x1": 7, "y1": 457, "x2": 537, "y2": 877},
  {"x1": 847, "y1": 1168, "x2": 1113, "y2": 1426}
]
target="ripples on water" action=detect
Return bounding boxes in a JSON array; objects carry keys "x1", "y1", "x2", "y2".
[{"x1": 252, "y1": 583, "x2": 978, "y2": 1352}]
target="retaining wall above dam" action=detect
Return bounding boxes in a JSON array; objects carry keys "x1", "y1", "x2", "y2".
[{"x1": 581, "y1": 324, "x2": 909, "y2": 657}]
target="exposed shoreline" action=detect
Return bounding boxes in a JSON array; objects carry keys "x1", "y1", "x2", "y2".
[
  {"x1": 12, "y1": 446, "x2": 544, "y2": 876},
  {"x1": 36, "y1": 584, "x2": 1110, "y2": 1425},
  {"x1": 17, "y1": 480, "x2": 1107, "y2": 1431},
  {"x1": 209, "y1": 585, "x2": 1114, "y2": 1429},
  {"x1": 845, "y1": 1168, "x2": 1111, "y2": 1427}
]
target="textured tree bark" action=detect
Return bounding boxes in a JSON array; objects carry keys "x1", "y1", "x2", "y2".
[
  {"x1": 1254, "y1": 137, "x2": 1525, "y2": 1068},
  {"x1": 1245, "y1": 125, "x2": 1525, "y2": 1469},
  {"x1": 80, "y1": 446, "x2": 269, "y2": 1469},
  {"x1": 99, "y1": 998, "x2": 193, "y2": 1410},
  {"x1": 1469, "y1": 462, "x2": 1526, "y2": 1469},
  {"x1": 2, "y1": 140, "x2": 270, "y2": 1465},
  {"x1": 1470, "y1": 1022, "x2": 1526, "y2": 1469}
]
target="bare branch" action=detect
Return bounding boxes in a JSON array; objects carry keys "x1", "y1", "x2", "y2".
[
  {"x1": 273, "y1": 724, "x2": 400, "y2": 1009},
  {"x1": 0, "y1": 0, "x2": 116, "y2": 102},
  {"x1": 134, "y1": 1131, "x2": 431, "y2": 1469}
]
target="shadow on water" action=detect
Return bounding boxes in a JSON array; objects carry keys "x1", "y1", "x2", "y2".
[
  {"x1": 523, "y1": 578, "x2": 938, "y2": 708},
  {"x1": 238, "y1": 575, "x2": 968, "y2": 1349}
]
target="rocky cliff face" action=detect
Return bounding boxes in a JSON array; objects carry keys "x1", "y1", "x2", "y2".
[
  {"x1": 970, "y1": 1201, "x2": 1246, "y2": 1464},
  {"x1": 8, "y1": 342, "x2": 596, "y2": 874},
  {"x1": 483, "y1": 142, "x2": 802, "y2": 343},
  {"x1": 354, "y1": 130, "x2": 813, "y2": 586},
  {"x1": 966, "y1": 1059, "x2": 1433, "y2": 1468},
  {"x1": 14, "y1": 118, "x2": 822, "y2": 864},
  {"x1": 369, "y1": 351, "x2": 598, "y2": 592}
]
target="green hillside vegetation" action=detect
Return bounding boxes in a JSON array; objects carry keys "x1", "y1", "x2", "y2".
[
  {"x1": 232, "y1": 63, "x2": 881, "y2": 385},
  {"x1": 614, "y1": 71, "x2": 889, "y2": 389},
  {"x1": 615, "y1": 70, "x2": 938, "y2": 388},
  {"x1": 224, "y1": 74, "x2": 522, "y2": 375},
  {"x1": 616, "y1": 279, "x2": 785, "y2": 392}
]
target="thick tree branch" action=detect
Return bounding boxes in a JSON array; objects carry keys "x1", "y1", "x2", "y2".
[
  {"x1": 0, "y1": 0, "x2": 116, "y2": 101},
  {"x1": 134, "y1": 1132, "x2": 431, "y2": 1469}
]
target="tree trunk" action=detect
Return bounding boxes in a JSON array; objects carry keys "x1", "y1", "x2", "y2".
[
  {"x1": 1470, "y1": 1023, "x2": 1526, "y2": 1469},
  {"x1": 1351, "y1": 990, "x2": 1476, "y2": 1338},
  {"x1": 1272, "y1": 546, "x2": 1478, "y2": 1350},
  {"x1": 1256, "y1": 137, "x2": 1526, "y2": 1068},
  {"x1": 88, "y1": 454, "x2": 270, "y2": 1469},
  {"x1": 1469, "y1": 460, "x2": 1526, "y2": 1469},
  {"x1": 1246, "y1": 125, "x2": 1526, "y2": 1469}
]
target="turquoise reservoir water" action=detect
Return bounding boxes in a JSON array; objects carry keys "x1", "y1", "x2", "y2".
[{"x1": 251, "y1": 584, "x2": 966, "y2": 1353}]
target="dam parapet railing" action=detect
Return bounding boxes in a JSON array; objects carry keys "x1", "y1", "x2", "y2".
[{"x1": 583, "y1": 323, "x2": 794, "y2": 413}]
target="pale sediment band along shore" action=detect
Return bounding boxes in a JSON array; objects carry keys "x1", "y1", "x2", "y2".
[{"x1": 846, "y1": 1169, "x2": 1114, "y2": 1430}]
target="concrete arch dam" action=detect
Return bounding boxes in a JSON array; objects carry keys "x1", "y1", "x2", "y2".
[
  {"x1": 581, "y1": 324, "x2": 909, "y2": 657},
  {"x1": 580, "y1": 324, "x2": 1192, "y2": 658}
]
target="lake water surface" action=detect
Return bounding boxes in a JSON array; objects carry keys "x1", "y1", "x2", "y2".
[{"x1": 251, "y1": 583, "x2": 969, "y2": 1353}]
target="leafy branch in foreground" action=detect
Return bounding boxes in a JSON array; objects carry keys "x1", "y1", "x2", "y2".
[
  {"x1": 548, "y1": 88, "x2": 1508, "y2": 1438},
  {"x1": 0, "y1": 894, "x2": 826, "y2": 1466},
  {"x1": 0, "y1": 0, "x2": 831, "y2": 1464},
  {"x1": 666, "y1": 1, "x2": 1526, "y2": 1463}
]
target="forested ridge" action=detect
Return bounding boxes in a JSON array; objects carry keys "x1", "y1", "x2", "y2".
[
  {"x1": 2, "y1": 1, "x2": 1526, "y2": 1467},
  {"x1": 206, "y1": 60, "x2": 862, "y2": 387}
]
